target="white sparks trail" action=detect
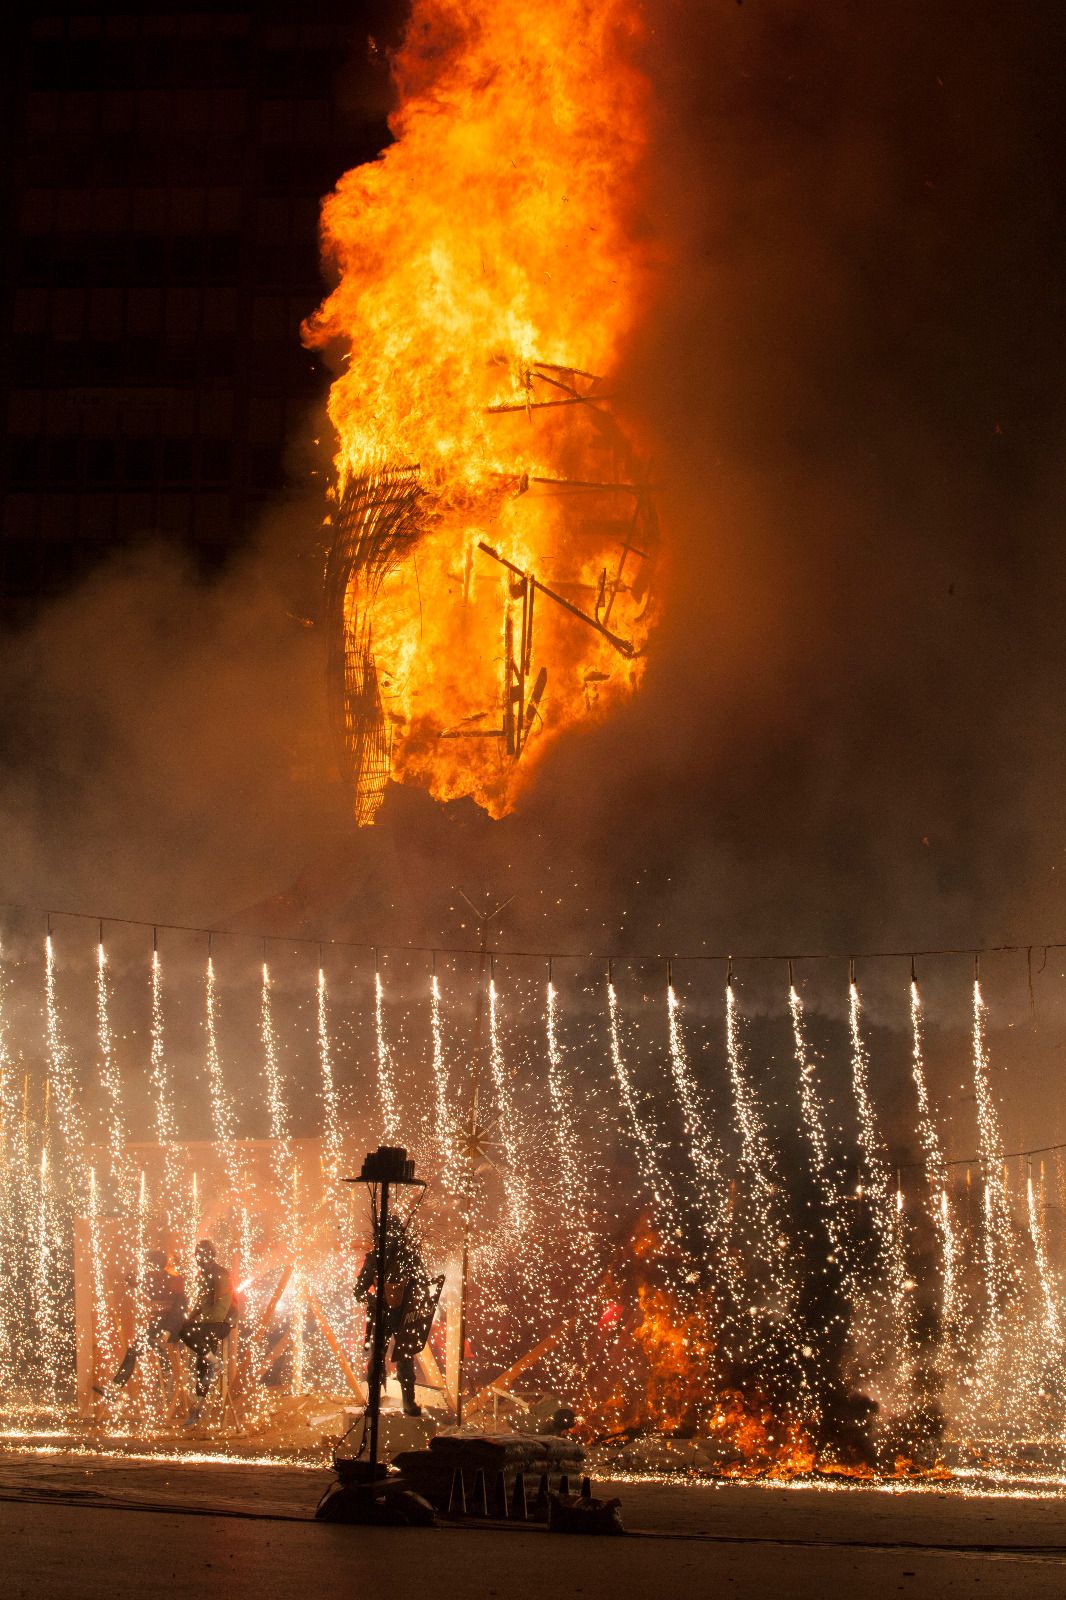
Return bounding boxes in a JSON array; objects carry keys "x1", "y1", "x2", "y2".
[
  {"x1": 488, "y1": 977, "x2": 524, "y2": 1232},
  {"x1": 133, "y1": 1168, "x2": 161, "y2": 1428},
  {"x1": 848, "y1": 981, "x2": 915, "y2": 1396},
  {"x1": 545, "y1": 981, "x2": 582, "y2": 1205},
  {"x1": 725, "y1": 980, "x2": 818, "y2": 1417},
  {"x1": 260, "y1": 962, "x2": 290, "y2": 1193},
  {"x1": 789, "y1": 984, "x2": 857, "y2": 1341},
  {"x1": 317, "y1": 968, "x2": 343, "y2": 1187},
  {"x1": 205, "y1": 959, "x2": 235, "y2": 1149},
  {"x1": 0, "y1": 941, "x2": 19, "y2": 1393},
  {"x1": 607, "y1": 979, "x2": 671, "y2": 1216},
  {"x1": 725, "y1": 983, "x2": 805, "y2": 1320},
  {"x1": 204, "y1": 956, "x2": 246, "y2": 1270},
  {"x1": 790, "y1": 985, "x2": 846, "y2": 1221},
  {"x1": 44, "y1": 935, "x2": 82, "y2": 1177},
  {"x1": 1027, "y1": 1160, "x2": 1060, "y2": 1348},
  {"x1": 429, "y1": 975, "x2": 458, "y2": 1191},
  {"x1": 95, "y1": 943, "x2": 126, "y2": 1203},
  {"x1": 725, "y1": 982, "x2": 784, "y2": 1237},
  {"x1": 667, "y1": 984, "x2": 735, "y2": 1280},
  {"x1": 87, "y1": 1167, "x2": 118, "y2": 1385},
  {"x1": 374, "y1": 969, "x2": 400, "y2": 1142},
  {"x1": 909, "y1": 981, "x2": 962, "y2": 1352},
  {"x1": 971, "y1": 978, "x2": 1013, "y2": 1399},
  {"x1": 34, "y1": 1142, "x2": 61, "y2": 1405},
  {"x1": 149, "y1": 949, "x2": 180, "y2": 1221}
]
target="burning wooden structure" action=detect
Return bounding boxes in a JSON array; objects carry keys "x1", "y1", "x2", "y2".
[{"x1": 323, "y1": 364, "x2": 659, "y2": 825}]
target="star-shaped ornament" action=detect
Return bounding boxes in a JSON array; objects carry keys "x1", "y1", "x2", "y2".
[{"x1": 460, "y1": 1111, "x2": 499, "y2": 1171}]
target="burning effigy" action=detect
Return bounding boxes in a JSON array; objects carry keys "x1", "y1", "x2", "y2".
[{"x1": 303, "y1": 0, "x2": 658, "y2": 825}]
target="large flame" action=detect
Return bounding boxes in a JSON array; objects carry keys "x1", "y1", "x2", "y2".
[{"x1": 305, "y1": 0, "x2": 657, "y2": 823}]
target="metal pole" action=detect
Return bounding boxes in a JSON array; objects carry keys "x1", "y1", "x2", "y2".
[{"x1": 367, "y1": 1178, "x2": 390, "y2": 1476}]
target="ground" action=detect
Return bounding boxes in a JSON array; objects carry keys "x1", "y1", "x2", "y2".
[{"x1": 2, "y1": 1452, "x2": 1066, "y2": 1599}]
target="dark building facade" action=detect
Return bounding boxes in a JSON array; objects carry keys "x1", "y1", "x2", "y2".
[{"x1": 0, "y1": 6, "x2": 391, "y2": 616}]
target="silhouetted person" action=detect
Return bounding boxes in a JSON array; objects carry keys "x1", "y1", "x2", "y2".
[
  {"x1": 98, "y1": 1248, "x2": 187, "y2": 1396},
  {"x1": 177, "y1": 1239, "x2": 237, "y2": 1426},
  {"x1": 354, "y1": 1215, "x2": 432, "y2": 1417}
]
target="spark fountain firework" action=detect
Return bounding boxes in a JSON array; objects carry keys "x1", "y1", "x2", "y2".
[
  {"x1": 429, "y1": 973, "x2": 459, "y2": 1192},
  {"x1": 148, "y1": 947, "x2": 180, "y2": 1224},
  {"x1": 0, "y1": 925, "x2": 1064, "y2": 1484},
  {"x1": 487, "y1": 973, "x2": 525, "y2": 1233},
  {"x1": 789, "y1": 982, "x2": 858, "y2": 1368},
  {"x1": 260, "y1": 960, "x2": 290, "y2": 1193},
  {"x1": 1026, "y1": 1158, "x2": 1060, "y2": 1350},
  {"x1": 0, "y1": 943, "x2": 18, "y2": 1394},
  {"x1": 94, "y1": 941, "x2": 126, "y2": 1203},
  {"x1": 44, "y1": 935, "x2": 82, "y2": 1182},
  {"x1": 33, "y1": 1141, "x2": 62, "y2": 1409},
  {"x1": 847, "y1": 979, "x2": 916, "y2": 1414},
  {"x1": 203, "y1": 954, "x2": 250, "y2": 1281},
  {"x1": 373, "y1": 967, "x2": 400, "y2": 1142},
  {"x1": 970, "y1": 974, "x2": 1016, "y2": 1416},
  {"x1": 607, "y1": 978, "x2": 671, "y2": 1218},
  {"x1": 725, "y1": 976, "x2": 812, "y2": 1415},
  {"x1": 909, "y1": 979, "x2": 962, "y2": 1355},
  {"x1": 316, "y1": 966, "x2": 343, "y2": 1191},
  {"x1": 666, "y1": 982, "x2": 731, "y2": 1258},
  {"x1": 546, "y1": 977, "x2": 594, "y2": 1244}
]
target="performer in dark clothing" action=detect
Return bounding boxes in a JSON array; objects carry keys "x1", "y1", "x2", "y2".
[
  {"x1": 354, "y1": 1216, "x2": 436, "y2": 1417},
  {"x1": 103, "y1": 1249, "x2": 187, "y2": 1392},
  {"x1": 177, "y1": 1239, "x2": 237, "y2": 1426}
]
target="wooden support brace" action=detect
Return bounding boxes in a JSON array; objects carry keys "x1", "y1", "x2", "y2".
[
  {"x1": 416, "y1": 1337, "x2": 447, "y2": 1396},
  {"x1": 305, "y1": 1284, "x2": 365, "y2": 1400},
  {"x1": 231, "y1": 1261, "x2": 292, "y2": 1399}
]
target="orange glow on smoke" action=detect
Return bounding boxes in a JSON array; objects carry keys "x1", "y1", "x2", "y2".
[{"x1": 305, "y1": 0, "x2": 657, "y2": 822}]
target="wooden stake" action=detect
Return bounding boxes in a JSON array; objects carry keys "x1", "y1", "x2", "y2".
[
  {"x1": 231, "y1": 1261, "x2": 292, "y2": 1399},
  {"x1": 305, "y1": 1283, "x2": 365, "y2": 1399}
]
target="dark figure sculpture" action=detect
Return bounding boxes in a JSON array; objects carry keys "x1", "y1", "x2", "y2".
[{"x1": 354, "y1": 1215, "x2": 437, "y2": 1417}]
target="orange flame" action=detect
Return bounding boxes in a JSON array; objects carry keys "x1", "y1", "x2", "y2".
[{"x1": 305, "y1": 0, "x2": 658, "y2": 823}]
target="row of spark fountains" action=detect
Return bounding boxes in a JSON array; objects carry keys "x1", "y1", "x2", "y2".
[{"x1": 0, "y1": 925, "x2": 1064, "y2": 1473}]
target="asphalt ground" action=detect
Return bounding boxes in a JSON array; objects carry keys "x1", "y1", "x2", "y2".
[{"x1": 2, "y1": 1451, "x2": 1066, "y2": 1599}]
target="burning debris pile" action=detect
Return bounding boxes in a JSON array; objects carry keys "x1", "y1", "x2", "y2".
[{"x1": 304, "y1": 0, "x2": 658, "y2": 825}]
